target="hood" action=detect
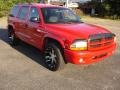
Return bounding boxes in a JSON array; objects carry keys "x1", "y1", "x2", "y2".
[{"x1": 45, "y1": 23, "x2": 110, "y2": 40}]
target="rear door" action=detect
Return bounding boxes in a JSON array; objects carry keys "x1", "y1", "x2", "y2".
[{"x1": 16, "y1": 6, "x2": 30, "y2": 42}]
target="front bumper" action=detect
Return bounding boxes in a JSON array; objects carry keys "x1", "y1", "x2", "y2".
[{"x1": 64, "y1": 43, "x2": 116, "y2": 64}]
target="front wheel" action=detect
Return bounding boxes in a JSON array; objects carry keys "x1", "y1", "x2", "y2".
[{"x1": 44, "y1": 43, "x2": 65, "y2": 71}]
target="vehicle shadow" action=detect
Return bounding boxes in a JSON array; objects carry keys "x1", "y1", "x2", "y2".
[{"x1": 0, "y1": 28, "x2": 47, "y2": 69}]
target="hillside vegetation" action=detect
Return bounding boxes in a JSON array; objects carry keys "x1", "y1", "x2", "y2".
[{"x1": 0, "y1": 0, "x2": 37, "y2": 17}]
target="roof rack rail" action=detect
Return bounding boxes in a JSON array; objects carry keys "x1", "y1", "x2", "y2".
[{"x1": 17, "y1": 2, "x2": 33, "y2": 5}]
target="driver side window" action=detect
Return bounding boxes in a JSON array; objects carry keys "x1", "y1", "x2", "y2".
[{"x1": 29, "y1": 7, "x2": 40, "y2": 22}]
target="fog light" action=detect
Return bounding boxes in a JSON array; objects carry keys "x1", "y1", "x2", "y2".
[{"x1": 79, "y1": 58, "x2": 84, "y2": 63}]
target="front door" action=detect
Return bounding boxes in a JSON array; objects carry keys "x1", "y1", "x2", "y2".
[{"x1": 26, "y1": 7, "x2": 45, "y2": 49}]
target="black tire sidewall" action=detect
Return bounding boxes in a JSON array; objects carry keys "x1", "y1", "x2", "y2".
[
  {"x1": 8, "y1": 28, "x2": 19, "y2": 46},
  {"x1": 44, "y1": 43, "x2": 65, "y2": 71}
]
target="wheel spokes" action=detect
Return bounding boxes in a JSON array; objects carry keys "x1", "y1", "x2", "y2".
[{"x1": 45, "y1": 47, "x2": 57, "y2": 69}]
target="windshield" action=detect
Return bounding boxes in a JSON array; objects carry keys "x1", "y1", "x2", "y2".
[{"x1": 41, "y1": 7, "x2": 82, "y2": 24}]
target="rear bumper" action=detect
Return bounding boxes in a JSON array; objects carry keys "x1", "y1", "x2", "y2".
[{"x1": 64, "y1": 43, "x2": 116, "y2": 64}]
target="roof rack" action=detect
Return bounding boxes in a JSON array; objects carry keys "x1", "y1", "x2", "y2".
[{"x1": 17, "y1": 2, "x2": 33, "y2": 5}]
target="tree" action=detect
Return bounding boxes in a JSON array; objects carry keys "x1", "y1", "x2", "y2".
[
  {"x1": 90, "y1": 0, "x2": 120, "y2": 19},
  {"x1": 103, "y1": 0, "x2": 120, "y2": 19},
  {"x1": 0, "y1": 0, "x2": 37, "y2": 17}
]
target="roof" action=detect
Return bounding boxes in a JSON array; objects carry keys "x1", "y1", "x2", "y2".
[{"x1": 17, "y1": 3, "x2": 63, "y2": 8}]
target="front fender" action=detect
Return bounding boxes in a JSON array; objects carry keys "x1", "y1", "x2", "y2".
[{"x1": 44, "y1": 32, "x2": 66, "y2": 49}]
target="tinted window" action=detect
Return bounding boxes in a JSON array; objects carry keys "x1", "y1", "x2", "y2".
[
  {"x1": 10, "y1": 6, "x2": 20, "y2": 17},
  {"x1": 29, "y1": 7, "x2": 40, "y2": 21},
  {"x1": 18, "y1": 6, "x2": 29, "y2": 20},
  {"x1": 41, "y1": 7, "x2": 82, "y2": 24}
]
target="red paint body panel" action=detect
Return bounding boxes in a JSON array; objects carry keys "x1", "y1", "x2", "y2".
[{"x1": 8, "y1": 3, "x2": 116, "y2": 65}]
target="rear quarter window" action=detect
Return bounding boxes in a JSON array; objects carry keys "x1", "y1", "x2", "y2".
[{"x1": 10, "y1": 6, "x2": 20, "y2": 17}]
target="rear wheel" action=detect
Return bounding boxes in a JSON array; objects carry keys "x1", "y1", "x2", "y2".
[
  {"x1": 8, "y1": 28, "x2": 19, "y2": 46},
  {"x1": 44, "y1": 43, "x2": 65, "y2": 71}
]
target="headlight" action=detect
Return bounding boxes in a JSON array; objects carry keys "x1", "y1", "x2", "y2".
[
  {"x1": 70, "y1": 39, "x2": 87, "y2": 51},
  {"x1": 114, "y1": 36, "x2": 116, "y2": 42}
]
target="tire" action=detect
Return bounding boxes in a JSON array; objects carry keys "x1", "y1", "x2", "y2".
[
  {"x1": 8, "y1": 28, "x2": 19, "y2": 46},
  {"x1": 44, "y1": 43, "x2": 65, "y2": 71}
]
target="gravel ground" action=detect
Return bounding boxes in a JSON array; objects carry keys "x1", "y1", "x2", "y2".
[{"x1": 0, "y1": 17, "x2": 120, "y2": 90}]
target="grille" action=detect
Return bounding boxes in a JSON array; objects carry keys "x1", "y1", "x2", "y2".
[{"x1": 88, "y1": 33, "x2": 115, "y2": 50}]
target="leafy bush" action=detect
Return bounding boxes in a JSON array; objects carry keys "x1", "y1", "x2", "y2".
[
  {"x1": 91, "y1": 0, "x2": 120, "y2": 19},
  {"x1": 0, "y1": 0, "x2": 37, "y2": 17}
]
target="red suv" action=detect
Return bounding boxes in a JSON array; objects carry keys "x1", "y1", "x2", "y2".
[{"x1": 8, "y1": 3, "x2": 116, "y2": 71}]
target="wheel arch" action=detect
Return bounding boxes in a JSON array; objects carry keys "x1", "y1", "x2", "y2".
[
  {"x1": 43, "y1": 37, "x2": 67, "y2": 63},
  {"x1": 8, "y1": 25, "x2": 15, "y2": 32},
  {"x1": 43, "y1": 37, "x2": 65, "y2": 50}
]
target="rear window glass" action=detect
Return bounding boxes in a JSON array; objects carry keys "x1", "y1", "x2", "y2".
[
  {"x1": 18, "y1": 6, "x2": 29, "y2": 20},
  {"x1": 10, "y1": 6, "x2": 20, "y2": 17}
]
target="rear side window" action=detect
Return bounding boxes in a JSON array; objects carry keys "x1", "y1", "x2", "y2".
[
  {"x1": 18, "y1": 6, "x2": 29, "y2": 20},
  {"x1": 10, "y1": 6, "x2": 20, "y2": 17}
]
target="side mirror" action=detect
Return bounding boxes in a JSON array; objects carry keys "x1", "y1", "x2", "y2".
[{"x1": 30, "y1": 17, "x2": 40, "y2": 23}]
